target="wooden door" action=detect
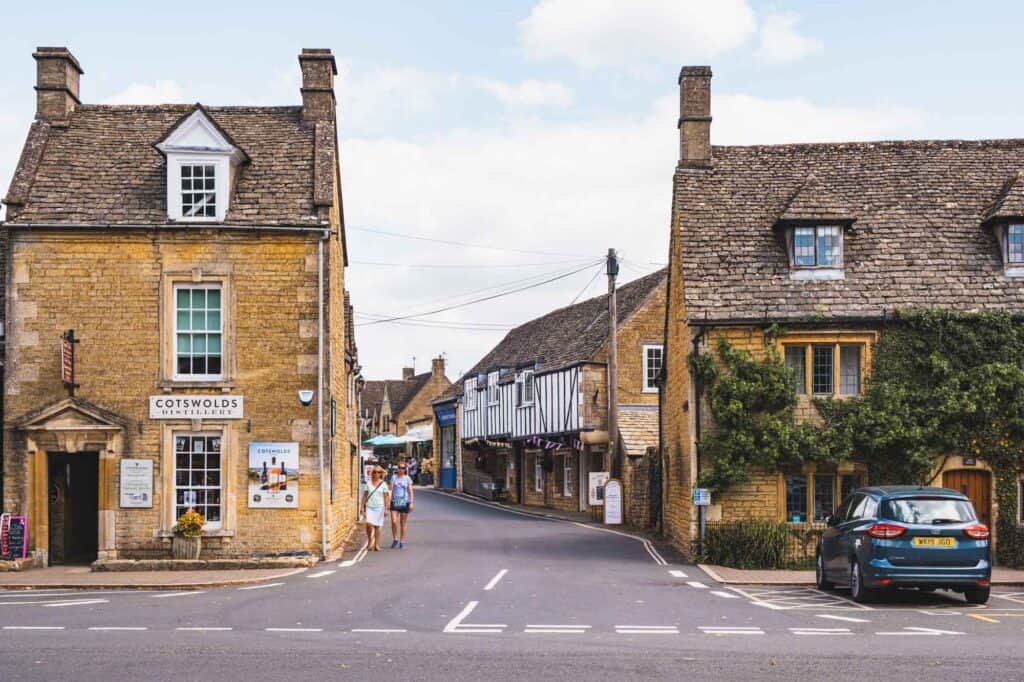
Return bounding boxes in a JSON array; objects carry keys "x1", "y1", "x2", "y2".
[{"x1": 943, "y1": 470, "x2": 992, "y2": 526}]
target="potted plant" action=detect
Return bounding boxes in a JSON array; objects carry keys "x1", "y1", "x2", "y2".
[{"x1": 172, "y1": 508, "x2": 205, "y2": 560}]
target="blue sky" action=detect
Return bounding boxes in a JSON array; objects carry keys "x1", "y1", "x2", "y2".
[{"x1": 3, "y1": 1, "x2": 1024, "y2": 380}]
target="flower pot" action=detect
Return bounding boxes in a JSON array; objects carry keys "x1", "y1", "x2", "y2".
[{"x1": 172, "y1": 535, "x2": 202, "y2": 560}]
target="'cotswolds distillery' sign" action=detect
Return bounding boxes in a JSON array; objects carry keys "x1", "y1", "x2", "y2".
[{"x1": 149, "y1": 395, "x2": 244, "y2": 420}]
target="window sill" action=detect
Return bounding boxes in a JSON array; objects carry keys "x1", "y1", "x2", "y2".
[
  {"x1": 160, "y1": 379, "x2": 235, "y2": 392},
  {"x1": 790, "y1": 268, "x2": 844, "y2": 281},
  {"x1": 641, "y1": 388, "x2": 658, "y2": 394},
  {"x1": 516, "y1": 402, "x2": 535, "y2": 409},
  {"x1": 1004, "y1": 266, "x2": 1024, "y2": 278}
]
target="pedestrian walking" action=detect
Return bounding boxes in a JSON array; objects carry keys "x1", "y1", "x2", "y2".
[
  {"x1": 389, "y1": 461, "x2": 415, "y2": 548},
  {"x1": 361, "y1": 467, "x2": 389, "y2": 551},
  {"x1": 408, "y1": 457, "x2": 420, "y2": 483}
]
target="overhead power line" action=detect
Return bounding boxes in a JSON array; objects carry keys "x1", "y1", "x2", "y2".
[
  {"x1": 349, "y1": 225, "x2": 593, "y2": 258},
  {"x1": 355, "y1": 261, "x2": 600, "y2": 327},
  {"x1": 570, "y1": 263, "x2": 604, "y2": 305}
]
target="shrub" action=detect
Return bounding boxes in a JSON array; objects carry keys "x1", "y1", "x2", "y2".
[
  {"x1": 696, "y1": 519, "x2": 789, "y2": 569},
  {"x1": 174, "y1": 509, "x2": 205, "y2": 537}
]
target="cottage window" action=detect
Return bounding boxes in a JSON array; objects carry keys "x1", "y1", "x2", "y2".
[
  {"x1": 1009, "y1": 224, "x2": 1024, "y2": 264},
  {"x1": 642, "y1": 344, "x2": 664, "y2": 393},
  {"x1": 811, "y1": 345, "x2": 833, "y2": 395},
  {"x1": 782, "y1": 339, "x2": 868, "y2": 398},
  {"x1": 487, "y1": 372, "x2": 500, "y2": 405},
  {"x1": 785, "y1": 474, "x2": 808, "y2": 522},
  {"x1": 839, "y1": 346, "x2": 861, "y2": 395},
  {"x1": 534, "y1": 454, "x2": 543, "y2": 493},
  {"x1": 793, "y1": 225, "x2": 841, "y2": 267},
  {"x1": 516, "y1": 370, "x2": 535, "y2": 407},
  {"x1": 181, "y1": 164, "x2": 217, "y2": 218},
  {"x1": 464, "y1": 380, "x2": 477, "y2": 410},
  {"x1": 563, "y1": 453, "x2": 573, "y2": 497},
  {"x1": 174, "y1": 284, "x2": 223, "y2": 380},
  {"x1": 784, "y1": 346, "x2": 806, "y2": 395},
  {"x1": 813, "y1": 473, "x2": 836, "y2": 521},
  {"x1": 786, "y1": 470, "x2": 866, "y2": 523},
  {"x1": 174, "y1": 433, "x2": 222, "y2": 528},
  {"x1": 840, "y1": 473, "x2": 863, "y2": 502}
]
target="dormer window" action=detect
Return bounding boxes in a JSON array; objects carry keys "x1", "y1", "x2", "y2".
[
  {"x1": 776, "y1": 176, "x2": 854, "y2": 281},
  {"x1": 181, "y1": 164, "x2": 217, "y2": 218},
  {"x1": 793, "y1": 226, "x2": 841, "y2": 268},
  {"x1": 1008, "y1": 224, "x2": 1024, "y2": 264}
]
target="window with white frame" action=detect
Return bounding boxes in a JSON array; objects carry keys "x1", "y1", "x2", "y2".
[
  {"x1": 174, "y1": 433, "x2": 222, "y2": 527},
  {"x1": 180, "y1": 164, "x2": 217, "y2": 218},
  {"x1": 516, "y1": 370, "x2": 535, "y2": 407},
  {"x1": 563, "y1": 453, "x2": 573, "y2": 497},
  {"x1": 464, "y1": 379, "x2": 477, "y2": 410},
  {"x1": 487, "y1": 371, "x2": 499, "y2": 404},
  {"x1": 174, "y1": 284, "x2": 223, "y2": 380},
  {"x1": 534, "y1": 454, "x2": 543, "y2": 493},
  {"x1": 792, "y1": 225, "x2": 842, "y2": 268},
  {"x1": 642, "y1": 344, "x2": 663, "y2": 393}
]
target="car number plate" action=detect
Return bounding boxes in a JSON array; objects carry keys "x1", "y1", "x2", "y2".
[{"x1": 912, "y1": 537, "x2": 956, "y2": 548}]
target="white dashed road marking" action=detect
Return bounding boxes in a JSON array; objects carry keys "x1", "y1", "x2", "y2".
[
  {"x1": 44, "y1": 599, "x2": 108, "y2": 607},
  {"x1": 616, "y1": 625, "x2": 679, "y2": 635},
  {"x1": 351, "y1": 629, "x2": 407, "y2": 633},
  {"x1": 876, "y1": 627, "x2": 965, "y2": 636},
  {"x1": 443, "y1": 601, "x2": 506, "y2": 634},
  {"x1": 176, "y1": 627, "x2": 233, "y2": 631},
  {"x1": 238, "y1": 583, "x2": 285, "y2": 591},
  {"x1": 525, "y1": 624, "x2": 590, "y2": 634},
  {"x1": 483, "y1": 569, "x2": 508, "y2": 591},
  {"x1": 686, "y1": 581, "x2": 708, "y2": 589},
  {"x1": 3, "y1": 626, "x2": 65, "y2": 630},
  {"x1": 711, "y1": 590, "x2": 738, "y2": 599},
  {"x1": 152, "y1": 591, "x2": 206, "y2": 599},
  {"x1": 790, "y1": 627, "x2": 852, "y2": 636},
  {"x1": 88, "y1": 627, "x2": 147, "y2": 631},
  {"x1": 699, "y1": 626, "x2": 764, "y2": 635},
  {"x1": 306, "y1": 570, "x2": 336, "y2": 579},
  {"x1": 266, "y1": 628, "x2": 324, "y2": 632},
  {"x1": 668, "y1": 570, "x2": 688, "y2": 579},
  {"x1": 816, "y1": 614, "x2": 871, "y2": 623}
]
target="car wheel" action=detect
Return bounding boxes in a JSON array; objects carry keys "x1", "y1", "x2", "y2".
[
  {"x1": 815, "y1": 550, "x2": 833, "y2": 591},
  {"x1": 850, "y1": 559, "x2": 875, "y2": 603},
  {"x1": 964, "y1": 586, "x2": 990, "y2": 605}
]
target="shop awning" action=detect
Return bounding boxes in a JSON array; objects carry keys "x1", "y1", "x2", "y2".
[
  {"x1": 401, "y1": 424, "x2": 433, "y2": 443},
  {"x1": 363, "y1": 433, "x2": 404, "y2": 447}
]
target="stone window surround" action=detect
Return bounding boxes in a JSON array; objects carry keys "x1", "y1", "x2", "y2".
[
  {"x1": 158, "y1": 421, "x2": 237, "y2": 538},
  {"x1": 778, "y1": 463, "x2": 867, "y2": 524},
  {"x1": 642, "y1": 343, "x2": 663, "y2": 393},
  {"x1": 776, "y1": 331, "x2": 876, "y2": 399},
  {"x1": 783, "y1": 224, "x2": 846, "y2": 281},
  {"x1": 159, "y1": 267, "x2": 236, "y2": 391}
]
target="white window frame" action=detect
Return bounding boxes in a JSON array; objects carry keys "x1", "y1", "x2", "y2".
[
  {"x1": 166, "y1": 155, "x2": 231, "y2": 222},
  {"x1": 516, "y1": 370, "x2": 536, "y2": 408},
  {"x1": 464, "y1": 379, "x2": 477, "y2": 410},
  {"x1": 173, "y1": 283, "x2": 224, "y2": 382},
  {"x1": 173, "y1": 431, "x2": 224, "y2": 530},
  {"x1": 534, "y1": 454, "x2": 543, "y2": 493},
  {"x1": 642, "y1": 344, "x2": 664, "y2": 393},
  {"x1": 563, "y1": 453, "x2": 573, "y2": 497},
  {"x1": 487, "y1": 371, "x2": 500, "y2": 405}
]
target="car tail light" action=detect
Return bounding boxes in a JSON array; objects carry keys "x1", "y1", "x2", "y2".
[
  {"x1": 964, "y1": 524, "x2": 990, "y2": 540},
  {"x1": 867, "y1": 523, "x2": 906, "y2": 539}
]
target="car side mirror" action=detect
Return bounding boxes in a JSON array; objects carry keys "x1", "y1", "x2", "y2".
[{"x1": 826, "y1": 514, "x2": 840, "y2": 527}]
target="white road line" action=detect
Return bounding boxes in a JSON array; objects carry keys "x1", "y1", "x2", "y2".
[
  {"x1": 266, "y1": 628, "x2": 323, "y2": 632},
  {"x1": 44, "y1": 599, "x2": 108, "y2": 607},
  {"x1": 699, "y1": 626, "x2": 764, "y2": 635},
  {"x1": 238, "y1": 582, "x2": 285, "y2": 591},
  {"x1": 668, "y1": 570, "x2": 688, "y2": 579},
  {"x1": 527, "y1": 624, "x2": 592, "y2": 628},
  {"x1": 351, "y1": 629, "x2": 407, "y2": 633},
  {"x1": 340, "y1": 542, "x2": 369, "y2": 568},
  {"x1": 616, "y1": 629, "x2": 678, "y2": 635},
  {"x1": 152, "y1": 591, "x2": 206, "y2": 599},
  {"x1": 443, "y1": 600, "x2": 507, "y2": 633},
  {"x1": 686, "y1": 581, "x2": 708, "y2": 589},
  {"x1": 816, "y1": 614, "x2": 871, "y2": 623},
  {"x1": 616, "y1": 625, "x2": 678, "y2": 630},
  {"x1": 88, "y1": 627, "x2": 148, "y2": 631},
  {"x1": 876, "y1": 627, "x2": 965, "y2": 636},
  {"x1": 176, "y1": 627, "x2": 233, "y2": 631},
  {"x1": 3, "y1": 626, "x2": 65, "y2": 630},
  {"x1": 0, "y1": 600, "x2": 65, "y2": 606},
  {"x1": 444, "y1": 601, "x2": 479, "y2": 633},
  {"x1": 306, "y1": 570, "x2": 337, "y2": 579},
  {"x1": 483, "y1": 569, "x2": 508, "y2": 591},
  {"x1": 790, "y1": 627, "x2": 852, "y2": 636},
  {"x1": 525, "y1": 628, "x2": 588, "y2": 634},
  {"x1": 711, "y1": 590, "x2": 738, "y2": 599}
]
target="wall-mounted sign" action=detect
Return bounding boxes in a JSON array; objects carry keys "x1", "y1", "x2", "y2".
[
  {"x1": 693, "y1": 488, "x2": 712, "y2": 506},
  {"x1": 120, "y1": 459, "x2": 154, "y2": 508},
  {"x1": 588, "y1": 471, "x2": 609, "y2": 506},
  {"x1": 248, "y1": 442, "x2": 299, "y2": 508},
  {"x1": 149, "y1": 395, "x2": 244, "y2": 420},
  {"x1": 962, "y1": 457, "x2": 977, "y2": 467},
  {"x1": 603, "y1": 478, "x2": 623, "y2": 525}
]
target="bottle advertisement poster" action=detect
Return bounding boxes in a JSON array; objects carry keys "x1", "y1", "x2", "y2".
[{"x1": 247, "y1": 442, "x2": 299, "y2": 508}]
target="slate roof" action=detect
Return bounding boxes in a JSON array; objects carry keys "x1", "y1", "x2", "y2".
[
  {"x1": 452, "y1": 268, "x2": 667, "y2": 392},
  {"x1": 983, "y1": 172, "x2": 1024, "y2": 223},
  {"x1": 676, "y1": 140, "x2": 1024, "y2": 322},
  {"x1": 777, "y1": 174, "x2": 856, "y2": 224},
  {"x1": 4, "y1": 104, "x2": 327, "y2": 225},
  {"x1": 361, "y1": 373, "x2": 434, "y2": 422},
  {"x1": 618, "y1": 406, "x2": 659, "y2": 458}
]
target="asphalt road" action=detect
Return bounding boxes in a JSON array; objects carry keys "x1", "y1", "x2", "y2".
[{"x1": 2, "y1": 489, "x2": 1024, "y2": 681}]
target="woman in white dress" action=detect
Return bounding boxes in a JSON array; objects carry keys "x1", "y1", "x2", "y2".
[{"x1": 361, "y1": 467, "x2": 390, "y2": 551}]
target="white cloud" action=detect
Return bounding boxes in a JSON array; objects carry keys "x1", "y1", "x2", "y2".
[
  {"x1": 103, "y1": 80, "x2": 184, "y2": 105},
  {"x1": 472, "y1": 77, "x2": 573, "y2": 109},
  {"x1": 754, "y1": 12, "x2": 823, "y2": 64},
  {"x1": 519, "y1": 0, "x2": 758, "y2": 68}
]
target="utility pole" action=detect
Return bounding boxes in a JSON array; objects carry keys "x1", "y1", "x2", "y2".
[{"x1": 606, "y1": 248, "x2": 619, "y2": 476}]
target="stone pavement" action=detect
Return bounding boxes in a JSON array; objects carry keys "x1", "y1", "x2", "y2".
[
  {"x1": 698, "y1": 563, "x2": 1024, "y2": 586},
  {"x1": 0, "y1": 565, "x2": 308, "y2": 590}
]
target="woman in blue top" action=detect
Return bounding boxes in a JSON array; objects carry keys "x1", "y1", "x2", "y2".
[{"x1": 389, "y1": 461, "x2": 415, "y2": 549}]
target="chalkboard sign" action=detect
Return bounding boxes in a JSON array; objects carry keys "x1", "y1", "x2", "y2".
[{"x1": 1, "y1": 515, "x2": 28, "y2": 561}]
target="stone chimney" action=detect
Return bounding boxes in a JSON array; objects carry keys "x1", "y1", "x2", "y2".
[
  {"x1": 298, "y1": 48, "x2": 338, "y2": 123},
  {"x1": 402, "y1": 367, "x2": 415, "y2": 381},
  {"x1": 431, "y1": 356, "x2": 445, "y2": 377},
  {"x1": 678, "y1": 66, "x2": 712, "y2": 168},
  {"x1": 33, "y1": 47, "x2": 83, "y2": 122}
]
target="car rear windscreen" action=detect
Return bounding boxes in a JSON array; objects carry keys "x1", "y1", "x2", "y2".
[{"x1": 881, "y1": 497, "x2": 976, "y2": 524}]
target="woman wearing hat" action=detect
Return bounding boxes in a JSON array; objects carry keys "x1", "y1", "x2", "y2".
[{"x1": 360, "y1": 467, "x2": 390, "y2": 551}]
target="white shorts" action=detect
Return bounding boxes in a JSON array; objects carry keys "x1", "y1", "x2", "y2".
[{"x1": 365, "y1": 506, "x2": 386, "y2": 528}]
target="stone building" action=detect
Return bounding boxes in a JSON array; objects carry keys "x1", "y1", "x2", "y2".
[
  {"x1": 1, "y1": 47, "x2": 360, "y2": 564},
  {"x1": 359, "y1": 357, "x2": 451, "y2": 439},
  {"x1": 440, "y1": 269, "x2": 665, "y2": 527},
  {"x1": 662, "y1": 66, "x2": 1024, "y2": 557}
]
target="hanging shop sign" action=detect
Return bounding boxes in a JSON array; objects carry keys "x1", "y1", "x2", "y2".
[
  {"x1": 120, "y1": 459, "x2": 154, "y2": 508},
  {"x1": 149, "y1": 395, "x2": 244, "y2": 420},
  {"x1": 247, "y1": 442, "x2": 299, "y2": 508},
  {"x1": 603, "y1": 478, "x2": 623, "y2": 525},
  {"x1": 589, "y1": 471, "x2": 610, "y2": 506}
]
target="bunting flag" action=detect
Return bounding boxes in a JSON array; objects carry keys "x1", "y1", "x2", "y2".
[{"x1": 523, "y1": 435, "x2": 583, "y2": 451}]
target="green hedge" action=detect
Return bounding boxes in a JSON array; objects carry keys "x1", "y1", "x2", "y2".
[{"x1": 696, "y1": 519, "x2": 790, "y2": 569}]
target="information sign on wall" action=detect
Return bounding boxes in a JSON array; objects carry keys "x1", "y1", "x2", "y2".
[
  {"x1": 603, "y1": 478, "x2": 623, "y2": 525},
  {"x1": 588, "y1": 471, "x2": 610, "y2": 506},
  {"x1": 120, "y1": 459, "x2": 154, "y2": 508},
  {"x1": 248, "y1": 442, "x2": 300, "y2": 508},
  {"x1": 149, "y1": 396, "x2": 244, "y2": 420}
]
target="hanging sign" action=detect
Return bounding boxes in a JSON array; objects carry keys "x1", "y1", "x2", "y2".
[
  {"x1": 589, "y1": 471, "x2": 609, "y2": 506},
  {"x1": 149, "y1": 395, "x2": 244, "y2": 419},
  {"x1": 248, "y1": 442, "x2": 299, "y2": 508},
  {"x1": 120, "y1": 459, "x2": 154, "y2": 508},
  {"x1": 603, "y1": 478, "x2": 623, "y2": 525}
]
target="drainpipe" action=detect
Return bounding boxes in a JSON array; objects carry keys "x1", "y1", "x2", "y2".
[
  {"x1": 692, "y1": 327, "x2": 705, "y2": 554},
  {"x1": 317, "y1": 230, "x2": 329, "y2": 560}
]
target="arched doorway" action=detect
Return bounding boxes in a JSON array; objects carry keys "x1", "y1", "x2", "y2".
[{"x1": 943, "y1": 469, "x2": 992, "y2": 526}]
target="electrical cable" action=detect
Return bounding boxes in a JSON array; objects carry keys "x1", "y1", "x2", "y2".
[{"x1": 569, "y1": 263, "x2": 604, "y2": 305}]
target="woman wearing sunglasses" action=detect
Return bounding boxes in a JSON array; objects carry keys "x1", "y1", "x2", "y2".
[
  {"x1": 361, "y1": 467, "x2": 390, "y2": 551},
  {"x1": 389, "y1": 461, "x2": 415, "y2": 549}
]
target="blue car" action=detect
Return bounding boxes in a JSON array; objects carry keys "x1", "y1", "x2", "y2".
[{"x1": 816, "y1": 486, "x2": 991, "y2": 604}]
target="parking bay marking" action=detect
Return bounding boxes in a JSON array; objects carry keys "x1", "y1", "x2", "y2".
[
  {"x1": 483, "y1": 569, "x2": 508, "y2": 591},
  {"x1": 668, "y1": 570, "x2": 688, "y2": 579},
  {"x1": 727, "y1": 586, "x2": 872, "y2": 611},
  {"x1": 443, "y1": 601, "x2": 507, "y2": 634},
  {"x1": 686, "y1": 581, "x2": 708, "y2": 589}
]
